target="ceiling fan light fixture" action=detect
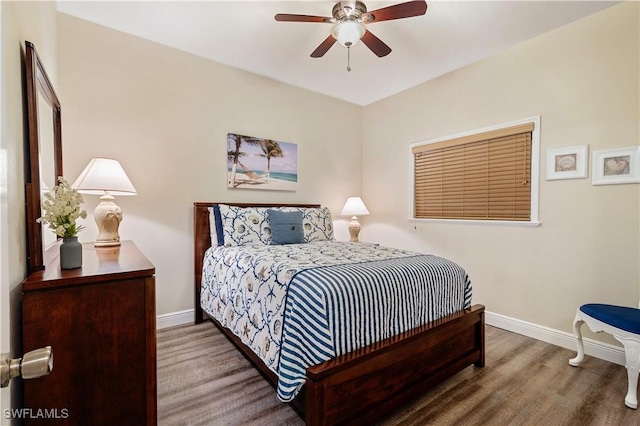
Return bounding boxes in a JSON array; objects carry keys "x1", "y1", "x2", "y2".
[{"x1": 332, "y1": 21, "x2": 366, "y2": 47}]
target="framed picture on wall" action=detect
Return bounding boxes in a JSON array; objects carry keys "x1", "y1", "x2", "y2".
[
  {"x1": 227, "y1": 133, "x2": 298, "y2": 191},
  {"x1": 592, "y1": 146, "x2": 640, "y2": 185},
  {"x1": 546, "y1": 145, "x2": 588, "y2": 180}
]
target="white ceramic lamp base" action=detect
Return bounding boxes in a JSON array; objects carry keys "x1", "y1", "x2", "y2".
[
  {"x1": 348, "y1": 216, "x2": 362, "y2": 243},
  {"x1": 94, "y1": 194, "x2": 123, "y2": 247}
]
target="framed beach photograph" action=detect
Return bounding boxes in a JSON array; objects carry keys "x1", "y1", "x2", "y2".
[
  {"x1": 592, "y1": 146, "x2": 640, "y2": 185},
  {"x1": 227, "y1": 133, "x2": 298, "y2": 191},
  {"x1": 546, "y1": 145, "x2": 588, "y2": 180}
]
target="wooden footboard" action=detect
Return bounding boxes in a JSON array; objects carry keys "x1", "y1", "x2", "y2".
[
  {"x1": 305, "y1": 304, "x2": 485, "y2": 425},
  {"x1": 208, "y1": 303, "x2": 484, "y2": 425}
]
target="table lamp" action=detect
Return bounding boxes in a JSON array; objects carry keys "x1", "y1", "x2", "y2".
[
  {"x1": 72, "y1": 158, "x2": 137, "y2": 247},
  {"x1": 340, "y1": 196, "x2": 370, "y2": 243}
]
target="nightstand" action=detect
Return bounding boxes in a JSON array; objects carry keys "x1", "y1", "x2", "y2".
[{"x1": 21, "y1": 241, "x2": 157, "y2": 425}]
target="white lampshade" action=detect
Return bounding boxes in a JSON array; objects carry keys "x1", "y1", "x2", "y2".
[
  {"x1": 72, "y1": 158, "x2": 137, "y2": 195},
  {"x1": 72, "y1": 158, "x2": 136, "y2": 247},
  {"x1": 332, "y1": 21, "x2": 366, "y2": 47},
  {"x1": 341, "y1": 197, "x2": 370, "y2": 217}
]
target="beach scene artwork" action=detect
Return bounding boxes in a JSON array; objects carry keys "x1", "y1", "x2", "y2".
[{"x1": 227, "y1": 133, "x2": 298, "y2": 191}]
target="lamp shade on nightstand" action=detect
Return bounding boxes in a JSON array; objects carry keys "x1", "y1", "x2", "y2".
[
  {"x1": 72, "y1": 158, "x2": 137, "y2": 247},
  {"x1": 340, "y1": 197, "x2": 370, "y2": 243}
]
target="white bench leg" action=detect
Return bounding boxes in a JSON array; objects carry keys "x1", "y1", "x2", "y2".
[
  {"x1": 569, "y1": 314, "x2": 585, "y2": 367},
  {"x1": 614, "y1": 335, "x2": 640, "y2": 409}
]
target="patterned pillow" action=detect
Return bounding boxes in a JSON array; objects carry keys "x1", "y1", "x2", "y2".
[
  {"x1": 301, "y1": 207, "x2": 334, "y2": 242},
  {"x1": 218, "y1": 204, "x2": 335, "y2": 246},
  {"x1": 281, "y1": 206, "x2": 334, "y2": 242},
  {"x1": 218, "y1": 204, "x2": 271, "y2": 246}
]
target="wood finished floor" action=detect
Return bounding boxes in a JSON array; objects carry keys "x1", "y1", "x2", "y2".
[{"x1": 157, "y1": 322, "x2": 640, "y2": 426}]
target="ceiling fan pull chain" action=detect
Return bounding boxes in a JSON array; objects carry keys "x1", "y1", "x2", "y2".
[{"x1": 346, "y1": 45, "x2": 352, "y2": 72}]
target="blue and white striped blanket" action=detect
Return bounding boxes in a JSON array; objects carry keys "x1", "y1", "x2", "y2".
[
  {"x1": 200, "y1": 241, "x2": 471, "y2": 402},
  {"x1": 277, "y1": 255, "x2": 471, "y2": 400}
]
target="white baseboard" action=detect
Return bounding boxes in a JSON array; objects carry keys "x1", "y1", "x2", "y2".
[
  {"x1": 155, "y1": 308, "x2": 626, "y2": 366},
  {"x1": 485, "y1": 310, "x2": 625, "y2": 366},
  {"x1": 156, "y1": 309, "x2": 194, "y2": 330}
]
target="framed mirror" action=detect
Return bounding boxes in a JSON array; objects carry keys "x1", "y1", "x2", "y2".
[{"x1": 24, "y1": 40, "x2": 63, "y2": 274}]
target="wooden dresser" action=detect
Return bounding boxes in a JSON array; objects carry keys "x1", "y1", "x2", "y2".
[{"x1": 21, "y1": 241, "x2": 157, "y2": 425}]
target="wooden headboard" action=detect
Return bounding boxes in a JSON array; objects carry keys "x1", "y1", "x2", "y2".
[{"x1": 193, "y1": 202, "x2": 321, "y2": 324}]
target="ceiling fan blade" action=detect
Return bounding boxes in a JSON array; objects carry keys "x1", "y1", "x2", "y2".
[
  {"x1": 275, "y1": 13, "x2": 334, "y2": 23},
  {"x1": 310, "y1": 35, "x2": 337, "y2": 58},
  {"x1": 361, "y1": 30, "x2": 392, "y2": 57},
  {"x1": 363, "y1": 0, "x2": 427, "y2": 23}
]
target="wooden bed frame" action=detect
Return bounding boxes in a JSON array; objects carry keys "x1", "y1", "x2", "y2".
[{"x1": 194, "y1": 202, "x2": 485, "y2": 425}]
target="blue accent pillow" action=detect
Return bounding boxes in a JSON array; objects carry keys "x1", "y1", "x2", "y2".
[
  {"x1": 213, "y1": 205, "x2": 225, "y2": 246},
  {"x1": 268, "y1": 209, "x2": 304, "y2": 245}
]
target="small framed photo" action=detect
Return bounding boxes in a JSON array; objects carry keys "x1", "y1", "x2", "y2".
[
  {"x1": 546, "y1": 145, "x2": 588, "y2": 180},
  {"x1": 592, "y1": 146, "x2": 640, "y2": 185}
]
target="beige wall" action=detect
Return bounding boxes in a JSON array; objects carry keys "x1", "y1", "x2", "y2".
[
  {"x1": 58, "y1": 3, "x2": 639, "y2": 341},
  {"x1": 57, "y1": 14, "x2": 364, "y2": 317},
  {"x1": 362, "y1": 2, "x2": 639, "y2": 340},
  {"x1": 1, "y1": 0, "x2": 58, "y2": 418}
]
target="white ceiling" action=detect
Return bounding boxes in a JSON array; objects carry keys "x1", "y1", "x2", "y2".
[{"x1": 56, "y1": 1, "x2": 618, "y2": 106}]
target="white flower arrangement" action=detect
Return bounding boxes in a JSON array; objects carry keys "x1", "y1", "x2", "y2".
[{"x1": 37, "y1": 177, "x2": 88, "y2": 238}]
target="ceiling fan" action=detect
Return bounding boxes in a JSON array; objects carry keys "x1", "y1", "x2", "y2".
[{"x1": 275, "y1": 1, "x2": 428, "y2": 60}]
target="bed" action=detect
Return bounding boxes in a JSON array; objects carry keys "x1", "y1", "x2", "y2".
[{"x1": 194, "y1": 202, "x2": 485, "y2": 425}]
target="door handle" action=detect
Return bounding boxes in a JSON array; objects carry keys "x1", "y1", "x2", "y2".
[{"x1": 0, "y1": 346, "x2": 53, "y2": 387}]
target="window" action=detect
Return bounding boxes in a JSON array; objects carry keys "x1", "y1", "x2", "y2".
[{"x1": 412, "y1": 118, "x2": 539, "y2": 223}]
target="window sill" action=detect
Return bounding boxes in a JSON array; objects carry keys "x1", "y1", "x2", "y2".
[{"x1": 409, "y1": 218, "x2": 541, "y2": 227}]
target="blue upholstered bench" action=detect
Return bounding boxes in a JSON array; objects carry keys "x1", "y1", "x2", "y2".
[{"x1": 569, "y1": 303, "x2": 640, "y2": 409}]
